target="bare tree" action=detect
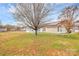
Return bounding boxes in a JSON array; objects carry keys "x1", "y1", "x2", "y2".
[
  {"x1": 10, "y1": 3, "x2": 53, "y2": 35},
  {"x1": 58, "y1": 6, "x2": 79, "y2": 33}
]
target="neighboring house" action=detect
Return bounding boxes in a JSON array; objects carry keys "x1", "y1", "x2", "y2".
[
  {"x1": 0, "y1": 25, "x2": 7, "y2": 32},
  {"x1": 0, "y1": 25, "x2": 25, "y2": 32}
]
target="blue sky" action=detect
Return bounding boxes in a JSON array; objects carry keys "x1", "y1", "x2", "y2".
[
  {"x1": 0, "y1": 3, "x2": 16, "y2": 25},
  {"x1": 0, "y1": 3, "x2": 79, "y2": 25}
]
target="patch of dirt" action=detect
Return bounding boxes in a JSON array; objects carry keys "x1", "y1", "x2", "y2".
[{"x1": 45, "y1": 49, "x2": 78, "y2": 56}]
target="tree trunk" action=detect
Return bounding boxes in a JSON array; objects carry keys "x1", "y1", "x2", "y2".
[
  {"x1": 35, "y1": 29, "x2": 38, "y2": 36},
  {"x1": 66, "y1": 29, "x2": 71, "y2": 33}
]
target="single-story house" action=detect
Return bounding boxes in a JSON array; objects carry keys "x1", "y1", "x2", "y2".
[
  {"x1": 24, "y1": 20, "x2": 79, "y2": 33},
  {"x1": 42, "y1": 20, "x2": 79, "y2": 33}
]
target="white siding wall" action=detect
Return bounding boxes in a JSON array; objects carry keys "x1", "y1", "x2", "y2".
[
  {"x1": 44, "y1": 27, "x2": 67, "y2": 33},
  {"x1": 45, "y1": 27, "x2": 58, "y2": 33}
]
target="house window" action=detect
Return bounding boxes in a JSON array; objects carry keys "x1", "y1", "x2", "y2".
[{"x1": 57, "y1": 27, "x2": 62, "y2": 32}]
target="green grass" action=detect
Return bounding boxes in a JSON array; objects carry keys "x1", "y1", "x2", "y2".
[{"x1": 0, "y1": 32, "x2": 79, "y2": 56}]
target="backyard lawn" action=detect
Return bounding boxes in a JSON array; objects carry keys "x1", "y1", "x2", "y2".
[{"x1": 0, "y1": 32, "x2": 79, "y2": 56}]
